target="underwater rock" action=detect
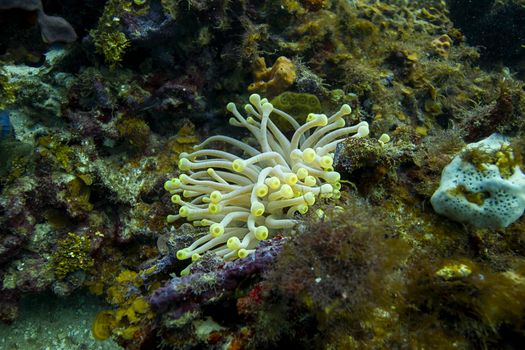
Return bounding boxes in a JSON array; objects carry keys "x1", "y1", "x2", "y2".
[
  {"x1": 0, "y1": 0, "x2": 77, "y2": 43},
  {"x1": 0, "y1": 233, "x2": 23, "y2": 265},
  {"x1": 2, "y1": 47, "x2": 75, "y2": 131},
  {"x1": 149, "y1": 237, "x2": 285, "y2": 313},
  {"x1": 1, "y1": 116, "x2": 29, "y2": 170}
]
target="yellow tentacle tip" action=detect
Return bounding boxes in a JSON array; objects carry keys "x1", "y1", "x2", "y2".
[
  {"x1": 210, "y1": 223, "x2": 224, "y2": 237},
  {"x1": 238, "y1": 249, "x2": 250, "y2": 259},
  {"x1": 227, "y1": 237, "x2": 241, "y2": 250},
  {"x1": 232, "y1": 159, "x2": 245, "y2": 172},
  {"x1": 176, "y1": 249, "x2": 190, "y2": 260},
  {"x1": 255, "y1": 226, "x2": 269, "y2": 240},
  {"x1": 178, "y1": 158, "x2": 191, "y2": 171},
  {"x1": 251, "y1": 201, "x2": 265, "y2": 216}
]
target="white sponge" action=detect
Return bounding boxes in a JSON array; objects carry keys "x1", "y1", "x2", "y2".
[{"x1": 431, "y1": 134, "x2": 525, "y2": 229}]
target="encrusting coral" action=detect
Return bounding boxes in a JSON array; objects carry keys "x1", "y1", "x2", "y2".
[
  {"x1": 431, "y1": 34, "x2": 453, "y2": 59},
  {"x1": 164, "y1": 94, "x2": 371, "y2": 261},
  {"x1": 248, "y1": 57, "x2": 297, "y2": 97}
]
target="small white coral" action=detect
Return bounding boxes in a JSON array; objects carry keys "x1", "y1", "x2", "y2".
[
  {"x1": 431, "y1": 133, "x2": 525, "y2": 229},
  {"x1": 164, "y1": 94, "x2": 369, "y2": 260}
]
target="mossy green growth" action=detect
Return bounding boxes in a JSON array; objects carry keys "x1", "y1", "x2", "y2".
[
  {"x1": 116, "y1": 116, "x2": 151, "y2": 149},
  {"x1": 0, "y1": 69, "x2": 16, "y2": 108},
  {"x1": 89, "y1": 0, "x2": 147, "y2": 68},
  {"x1": 92, "y1": 31, "x2": 131, "y2": 69},
  {"x1": 0, "y1": 140, "x2": 32, "y2": 182},
  {"x1": 65, "y1": 177, "x2": 94, "y2": 213},
  {"x1": 52, "y1": 232, "x2": 94, "y2": 279}
]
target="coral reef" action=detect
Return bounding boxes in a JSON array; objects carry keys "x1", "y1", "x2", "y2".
[{"x1": 1, "y1": 0, "x2": 525, "y2": 349}]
